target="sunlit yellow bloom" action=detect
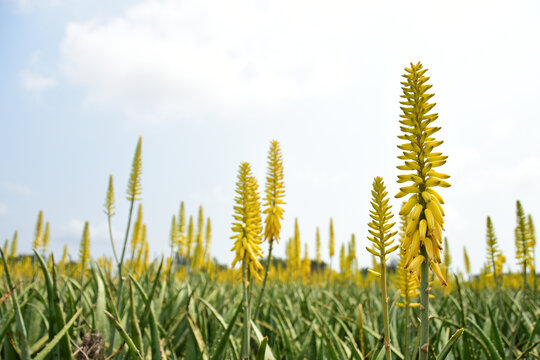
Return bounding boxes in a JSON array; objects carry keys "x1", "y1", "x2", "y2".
[
  {"x1": 263, "y1": 140, "x2": 285, "y2": 242},
  {"x1": 126, "y1": 136, "x2": 142, "y2": 201},
  {"x1": 230, "y1": 162, "x2": 264, "y2": 280},
  {"x1": 486, "y1": 216, "x2": 501, "y2": 279},
  {"x1": 396, "y1": 62, "x2": 450, "y2": 286}
]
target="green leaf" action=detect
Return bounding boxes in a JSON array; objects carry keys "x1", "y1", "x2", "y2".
[
  {"x1": 33, "y1": 308, "x2": 82, "y2": 360},
  {"x1": 0, "y1": 248, "x2": 31, "y2": 360},
  {"x1": 187, "y1": 314, "x2": 209, "y2": 360},
  {"x1": 466, "y1": 318, "x2": 502, "y2": 360},
  {"x1": 209, "y1": 300, "x2": 242, "y2": 360},
  {"x1": 437, "y1": 328, "x2": 464, "y2": 360},
  {"x1": 105, "y1": 310, "x2": 143, "y2": 359},
  {"x1": 250, "y1": 320, "x2": 277, "y2": 360},
  {"x1": 256, "y1": 337, "x2": 269, "y2": 360}
]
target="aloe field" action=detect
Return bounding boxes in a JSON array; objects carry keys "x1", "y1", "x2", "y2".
[{"x1": 0, "y1": 61, "x2": 538, "y2": 360}]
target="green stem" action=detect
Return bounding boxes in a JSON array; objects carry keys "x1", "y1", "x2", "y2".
[
  {"x1": 242, "y1": 259, "x2": 251, "y2": 359},
  {"x1": 107, "y1": 214, "x2": 120, "y2": 265},
  {"x1": 380, "y1": 261, "x2": 391, "y2": 360},
  {"x1": 419, "y1": 247, "x2": 430, "y2": 360},
  {"x1": 110, "y1": 198, "x2": 136, "y2": 348},
  {"x1": 404, "y1": 299, "x2": 410, "y2": 360},
  {"x1": 253, "y1": 237, "x2": 274, "y2": 321}
]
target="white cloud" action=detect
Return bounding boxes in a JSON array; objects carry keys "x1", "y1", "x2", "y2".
[
  {"x1": 58, "y1": 0, "x2": 540, "y2": 125},
  {"x1": 20, "y1": 71, "x2": 57, "y2": 94},
  {"x1": 59, "y1": 0, "x2": 356, "y2": 121}
]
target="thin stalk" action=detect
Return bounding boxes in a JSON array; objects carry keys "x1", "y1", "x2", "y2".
[
  {"x1": 253, "y1": 236, "x2": 274, "y2": 320},
  {"x1": 110, "y1": 198, "x2": 136, "y2": 348},
  {"x1": 419, "y1": 247, "x2": 430, "y2": 360},
  {"x1": 116, "y1": 198, "x2": 136, "y2": 300},
  {"x1": 242, "y1": 259, "x2": 251, "y2": 359},
  {"x1": 380, "y1": 261, "x2": 391, "y2": 360},
  {"x1": 404, "y1": 297, "x2": 410, "y2": 360},
  {"x1": 107, "y1": 214, "x2": 120, "y2": 265}
]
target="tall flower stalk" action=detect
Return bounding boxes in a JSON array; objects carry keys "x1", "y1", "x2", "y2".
[
  {"x1": 463, "y1": 246, "x2": 471, "y2": 278},
  {"x1": 10, "y1": 231, "x2": 17, "y2": 259},
  {"x1": 366, "y1": 177, "x2": 398, "y2": 360},
  {"x1": 104, "y1": 175, "x2": 119, "y2": 265},
  {"x1": 515, "y1": 201, "x2": 531, "y2": 295},
  {"x1": 486, "y1": 216, "x2": 501, "y2": 289},
  {"x1": 177, "y1": 201, "x2": 186, "y2": 258},
  {"x1": 396, "y1": 62, "x2": 450, "y2": 360},
  {"x1": 254, "y1": 140, "x2": 285, "y2": 320},
  {"x1": 316, "y1": 227, "x2": 322, "y2": 265},
  {"x1": 230, "y1": 162, "x2": 263, "y2": 359},
  {"x1": 111, "y1": 136, "x2": 142, "y2": 348}
]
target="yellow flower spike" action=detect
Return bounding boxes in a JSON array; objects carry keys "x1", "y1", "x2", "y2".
[
  {"x1": 329, "y1": 217, "x2": 335, "y2": 262},
  {"x1": 186, "y1": 215, "x2": 194, "y2": 260},
  {"x1": 463, "y1": 246, "x2": 471, "y2": 275},
  {"x1": 515, "y1": 200, "x2": 532, "y2": 294},
  {"x1": 205, "y1": 218, "x2": 212, "y2": 265},
  {"x1": 365, "y1": 176, "x2": 397, "y2": 360},
  {"x1": 263, "y1": 140, "x2": 285, "y2": 243},
  {"x1": 126, "y1": 136, "x2": 142, "y2": 202},
  {"x1": 315, "y1": 228, "x2": 322, "y2": 264},
  {"x1": 177, "y1": 201, "x2": 186, "y2": 257},
  {"x1": 104, "y1": 175, "x2": 115, "y2": 217},
  {"x1": 230, "y1": 162, "x2": 264, "y2": 281},
  {"x1": 10, "y1": 231, "x2": 17, "y2": 259},
  {"x1": 42, "y1": 222, "x2": 50, "y2": 255},
  {"x1": 79, "y1": 221, "x2": 90, "y2": 274},
  {"x1": 33, "y1": 210, "x2": 44, "y2": 250}
]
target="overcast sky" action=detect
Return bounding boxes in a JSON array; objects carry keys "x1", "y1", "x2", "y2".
[{"x1": 1, "y1": 0, "x2": 539, "y2": 274}]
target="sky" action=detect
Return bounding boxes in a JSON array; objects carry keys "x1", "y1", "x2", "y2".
[{"x1": 1, "y1": 0, "x2": 539, "y2": 274}]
